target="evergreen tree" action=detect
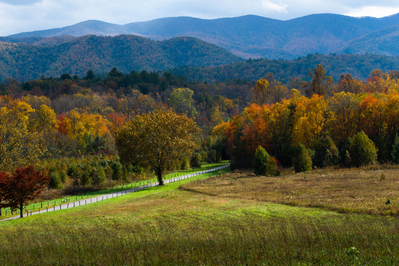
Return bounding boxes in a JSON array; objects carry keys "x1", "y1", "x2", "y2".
[
  {"x1": 252, "y1": 146, "x2": 270, "y2": 176},
  {"x1": 311, "y1": 136, "x2": 340, "y2": 168},
  {"x1": 349, "y1": 131, "x2": 378, "y2": 167},
  {"x1": 293, "y1": 143, "x2": 313, "y2": 173}
]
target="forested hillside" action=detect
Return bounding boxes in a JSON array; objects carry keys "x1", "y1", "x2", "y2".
[
  {"x1": 0, "y1": 35, "x2": 240, "y2": 80},
  {"x1": 169, "y1": 53, "x2": 399, "y2": 83}
]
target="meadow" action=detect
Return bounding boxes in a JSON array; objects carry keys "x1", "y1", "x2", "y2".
[{"x1": 0, "y1": 168, "x2": 398, "y2": 265}]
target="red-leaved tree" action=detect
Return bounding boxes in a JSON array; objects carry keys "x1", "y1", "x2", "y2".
[{"x1": 6, "y1": 166, "x2": 50, "y2": 218}]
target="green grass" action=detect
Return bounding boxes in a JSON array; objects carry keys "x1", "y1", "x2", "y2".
[
  {"x1": 0, "y1": 162, "x2": 229, "y2": 218},
  {"x1": 0, "y1": 167, "x2": 398, "y2": 265}
]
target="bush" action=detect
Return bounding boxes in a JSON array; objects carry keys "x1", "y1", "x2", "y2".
[
  {"x1": 252, "y1": 146, "x2": 270, "y2": 176},
  {"x1": 293, "y1": 143, "x2": 313, "y2": 173},
  {"x1": 349, "y1": 131, "x2": 378, "y2": 167},
  {"x1": 268, "y1": 157, "x2": 281, "y2": 176},
  {"x1": 49, "y1": 172, "x2": 63, "y2": 189},
  {"x1": 190, "y1": 153, "x2": 202, "y2": 168}
]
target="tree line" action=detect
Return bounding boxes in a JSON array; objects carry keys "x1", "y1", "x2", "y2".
[{"x1": 213, "y1": 66, "x2": 399, "y2": 171}]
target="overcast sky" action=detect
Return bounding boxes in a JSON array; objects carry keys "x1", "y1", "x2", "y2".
[{"x1": 1, "y1": 0, "x2": 399, "y2": 36}]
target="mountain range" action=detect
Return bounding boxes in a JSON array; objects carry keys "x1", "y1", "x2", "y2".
[{"x1": 6, "y1": 13, "x2": 399, "y2": 59}]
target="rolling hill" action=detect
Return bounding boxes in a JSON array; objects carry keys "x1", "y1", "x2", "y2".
[
  {"x1": 6, "y1": 13, "x2": 399, "y2": 59},
  {"x1": 0, "y1": 35, "x2": 241, "y2": 80}
]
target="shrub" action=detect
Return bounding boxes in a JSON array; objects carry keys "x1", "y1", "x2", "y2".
[
  {"x1": 268, "y1": 157, "x2": 282, "y2": 176},
  {"x1": 190, "y1": 153, "x2": 202, "y2": 168},
  {"x1": 252, "y1": 146, "x2": 270, "y2": 176},
  {"x1": 49, "y1": 172, "x2": 63, "y2": 189},
  {"x1": 349, "y1": 131, "x2": 378, "y2": 167},
  {"x1": 293, "y1": 143, "x2": 313, "y2": 173}
]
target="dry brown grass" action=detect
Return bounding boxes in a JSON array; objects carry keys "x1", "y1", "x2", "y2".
[{"x1": 181, "y1": 167, "x2": 399, "y2": 215}]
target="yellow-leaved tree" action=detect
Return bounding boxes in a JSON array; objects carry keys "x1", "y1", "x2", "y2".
[
  {"x1": 0, "y1": 100, "x2": 47, "y2": 172},
  {"x1": 113, "y1": 109, "x2": 201, "y2": 185}
]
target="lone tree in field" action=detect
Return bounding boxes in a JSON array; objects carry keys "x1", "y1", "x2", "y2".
[
  {"x1": 5, "y1": 166, "x2": 50, "y2": 218},
  {"x1": 114, "y1": 109, "x2": 201, "y2": 185}
]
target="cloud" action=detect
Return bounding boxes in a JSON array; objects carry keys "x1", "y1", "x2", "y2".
[
  {"x1": 345, "y1": 5, "x2": 399, "y2": 18},
  {"x1": 261, "y1": 0, "x2": 288, "y2": 13},
  {"x1": 0, "y1": 0, "x2": 41, "y2": 6}
]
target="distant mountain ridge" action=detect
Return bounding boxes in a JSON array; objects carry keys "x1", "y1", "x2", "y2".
[
  {"x1": 6, "y1": 13, "x2": 399, "y2": 59},
  {"x1": 0, "y1": 35, "x2": 241, "y2": 80}
]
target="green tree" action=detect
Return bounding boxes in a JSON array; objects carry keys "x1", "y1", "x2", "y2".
[
  {"x1": 252, "y1": 146, "x2": 270, "y2": 176},
  {"x1": 169, "y1": 88, "x2": 197, "y2": 118},
  {"x1": 111, "y1": 162, "x2": 124, "y2": 181},
  {"x1": 49, "y1": 172, "x2": 62, "y2": 189},
  {"x1": 190, "y1": 153, "x2": 202, "y2": 168},
  {"x1": 114, "y1": 109, "x2": 200, "y2": 185},
  {"x1": 349, "y1": 131, "x2": 378, "y2": 167},
  {"x1": 311, "y1": 136, "x2": 340, "y2": 168},
  {"x1": 293, "y1": 143, "x2": 313, "y2": 173}
]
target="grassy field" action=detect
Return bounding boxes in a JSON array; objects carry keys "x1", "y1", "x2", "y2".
[
  {"x1": 182, "y1": 167, "x2": 399, "y2": 216},
  {"x1": 0, "y1": 168, "x2": 398, "y2": 265}
]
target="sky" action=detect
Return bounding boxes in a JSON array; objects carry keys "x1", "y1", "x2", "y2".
[{"x1": 1, "y1": 0, "x2": 399, "y2": 36}]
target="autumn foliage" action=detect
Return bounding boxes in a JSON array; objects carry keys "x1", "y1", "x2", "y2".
[
  {"x1": 216, "y1": 85, "x2": 399, "y2": 169},
  {"x1": 0, "y1": 166, "x2": 49, "y2": 218}
]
